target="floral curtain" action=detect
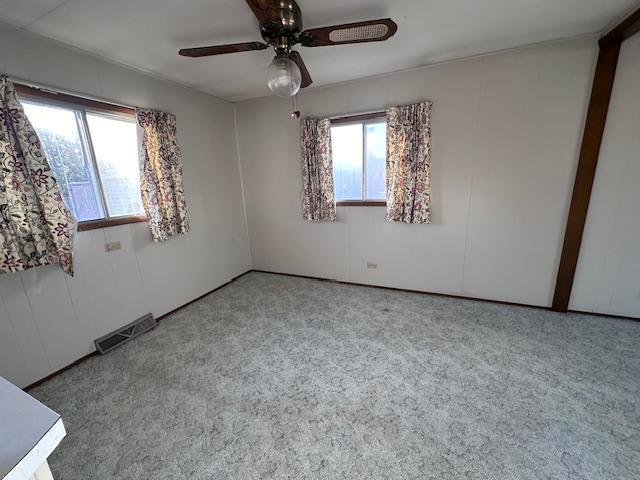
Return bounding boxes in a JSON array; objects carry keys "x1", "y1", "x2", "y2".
[
  {"x1": 137, "y1": 108, "x2": 189, "y2": 242},
  {"x1": 0, "y1": 75, "x2": 75, "y2": 275},
  {"x1": 300, "y1": 117, "x2": 335, "y2": 222},
  {"x1": 386, "y1": 101, "x2": 433, "y2": 224}
]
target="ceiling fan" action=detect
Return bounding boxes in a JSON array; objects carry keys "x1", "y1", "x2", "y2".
[{"x1": 179, "y1": 0, "x2": 398, "y2": 98}]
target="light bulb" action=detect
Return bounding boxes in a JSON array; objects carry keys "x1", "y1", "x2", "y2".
[{"x1": 267, "y1": 56, "x2": 301, "y2": 97}]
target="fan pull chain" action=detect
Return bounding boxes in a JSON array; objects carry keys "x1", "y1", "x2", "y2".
[{"x1": 291, "y1": 92, "x2": 300, "y2": 119}]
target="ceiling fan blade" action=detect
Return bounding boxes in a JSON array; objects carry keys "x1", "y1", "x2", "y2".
[
  {"x1": 179, "y1": 41, "x2": 268, "y2": 57},
  {"x1": 245, "y1": 0, "x2": 272, "y2": 24},
  {"x1": 300, "y1": 18, "x2": 398, "y2": 47},
  {"x1": 289, "y1": 51, "x2": 312, "y2": 88}
]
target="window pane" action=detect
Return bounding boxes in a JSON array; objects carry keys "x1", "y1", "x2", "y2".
[
  {"x1": 331, "y1": 123, "x2": 363, "y2": 201},
  {"x1": 86, "y1": 113, "x2": 144, "y2": 217},
  {"x1": 22, "y1": 101, "x2": 105, "y2": 222},
  {"x1": 365, "y1": 122, "x2": 387, "y2": 200}
]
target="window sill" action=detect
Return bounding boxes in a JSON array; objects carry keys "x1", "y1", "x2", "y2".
[
  {"x1": 336, "y1": 201, "x2": 386, "y2": 207},
  {"x1": 77, "y1": 214, "x2": 147, "y2": 232}
]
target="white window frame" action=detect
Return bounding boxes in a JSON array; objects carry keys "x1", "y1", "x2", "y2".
[{"x1": 330, "y1": 112, "x2": 387, "y2": 206}]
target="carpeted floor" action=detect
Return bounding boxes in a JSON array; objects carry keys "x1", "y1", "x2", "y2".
[{"x1": 30, "y1": 272, "x2": 640, "y2": 479}]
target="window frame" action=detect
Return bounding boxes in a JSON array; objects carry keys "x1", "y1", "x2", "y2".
[
  {"x1": 330, "y1": 111, "x2": 387, "y2": 207},
  {"x1": 16, "y1": 84, "x2": 146, "y2": 231}
]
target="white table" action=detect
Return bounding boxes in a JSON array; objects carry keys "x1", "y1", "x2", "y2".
[{"x1": 0, "y1": 377, "x2": 65, "y2": 480}]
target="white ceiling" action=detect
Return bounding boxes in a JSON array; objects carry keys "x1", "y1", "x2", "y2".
[{"x1": 0, "y1": 0, "x2": 637, "y2": 102}]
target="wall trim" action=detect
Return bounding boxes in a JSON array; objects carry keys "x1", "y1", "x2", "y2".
[
  {"x1": 24, "y1": 268, "x2": 638, "y2": 391},
  {"x1": 252, "y1": 269, "x2": 549, "y2": 310},
  {"x1": 24, "y1": 351, "x2": 98, "y2": 392},
  {"x1": 252, "y1": 270, "x2": 639, "y2": 320}
]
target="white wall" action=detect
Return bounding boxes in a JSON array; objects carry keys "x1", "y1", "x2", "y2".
[
  {"x1": 2, "y1": 27, "x2": 629, "y2": 389},
  {"x1": 570, "y1": 34, "x2": 640, "y2": 318},
  {"x1": 0, "y1": 24, "x2": 251, "y2": 388},
  {"x1": 236, "y1": 36, "x2": 597, "y2": 307}
]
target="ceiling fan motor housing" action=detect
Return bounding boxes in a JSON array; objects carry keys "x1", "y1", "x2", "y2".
[{"x1": 260, "y1": 0, "x2": 303, "y2": 50}]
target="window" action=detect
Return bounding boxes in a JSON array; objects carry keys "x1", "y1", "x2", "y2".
[
  {"x1": 331, "y1": 114, "x2": 387, "y2": 204},
  {"x1": 18, "y1": 87, "x2": 145, "y2": 230},
  {"x1": 85, "y1": 113, "x2": 143, "y2": 217}
]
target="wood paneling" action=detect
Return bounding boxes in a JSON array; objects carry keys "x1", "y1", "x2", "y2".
[
  {"x1": 0, "y1": 24, "x2": 251, "y2": 389},
  {"x1": 237, "y1": 37, "x2": 596, "y2": 306},
  {"x1": 0, "y1": 296, "x2": 27, "y2": 386},
  {"x1": 568, "y1": 34, "x2": 640, "y2": 318},
  {"x1": 64, "y1": 229, "x2": 122, "y2": 348},
  {"x1": 103, "y1": 226, "x2": 149, "y2": 327},
  {"x1": 552, "y1": 7, "x2": 640, "y2": 311},
  {"x1": 0, "y1": 275, "x2": 51, "y2": 384},
  {"x1": 20, "y1": 267, "x2": 86, "y2": 372},
  {"x1": 24, "y1": 270, "x2": 251, "y2": 390}
]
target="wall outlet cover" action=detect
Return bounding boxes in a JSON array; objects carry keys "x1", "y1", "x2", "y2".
[{"x1": 105, "y1": 241, "x2": 122, "y2": 252}]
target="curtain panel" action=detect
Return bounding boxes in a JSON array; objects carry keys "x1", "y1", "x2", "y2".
[
  {"x1": 300, "y1": 117, "x2": 335, "y2": 222},
  {"x1": 137, "y1": 108, "x2": 189, "y2": 242},
  {"x1": 386, "y1": 101, "x2": 433, "y2": 224},
  {"x1": 0, "y1": 75, "x2": 75, "y2": 275}
]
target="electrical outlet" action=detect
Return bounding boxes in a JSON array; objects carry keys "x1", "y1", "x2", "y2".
[
  {"x1": 105, "y1": 241, "x2": 122, "y2": 252},
  {"x1": 367, "y1": 262, "x2": 378, "y2": 269}
]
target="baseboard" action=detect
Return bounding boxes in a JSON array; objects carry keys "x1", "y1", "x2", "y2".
[
  {"x1": 155, "y1": 270, "x2": 252, "y2": 322},
  {"x1": 251, "y1": 269, "x2": 640, "y2": 322},
  {"x1": 25, "y1": 351, "x2": 98, "y2": 391},
  {"x1": 24, "y1": 270, "x2": 252, "y2": 391},
  {"x1": 567, "y1": 309, "x2": 639, "y2": 322},
  {"x1": 24, "y1": 267, "x2": 638, "y2": 391},
  {"x1": 250, "y1": 269, "x2": 552, "y2": 310}
]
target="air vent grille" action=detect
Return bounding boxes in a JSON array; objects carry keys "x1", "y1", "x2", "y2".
[{"x1": 94, "y1": 313, "x2": 156, "y2": 354}]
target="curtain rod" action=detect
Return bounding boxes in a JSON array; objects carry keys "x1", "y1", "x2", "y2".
[
  {"x1": 328, "y1": 108, "x2": 387, "y2": 121},
  {"x1": 7, "y1": 74, "x2": 136, "y2": 111},
  {"x1": 326, "y1": 99, "x2": 430, "y2": 120}
]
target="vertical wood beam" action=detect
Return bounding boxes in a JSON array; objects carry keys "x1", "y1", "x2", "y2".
[
  {"x1": 600, "y1": 7, "x2": 640, "y2": 45},
  {"x1": 551, "y1": 42, "x2": 621, "y2": 311},
  {"x1": 553, "y1": 6, "x2": 640, "y2": 312}
]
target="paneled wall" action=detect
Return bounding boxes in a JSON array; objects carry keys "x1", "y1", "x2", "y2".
[
  {"x1": 235, "y1": 36, "x2": 597, "y2": 307},
  {"x1": 0, "y1": 24, "x2": 251, "y2": 388},
  {"x1": 570, "y1": 34, "x2": 640, "y2": 318},
  {"x1": 3, "y1": 28, "x2": 636, "y2": 390}
]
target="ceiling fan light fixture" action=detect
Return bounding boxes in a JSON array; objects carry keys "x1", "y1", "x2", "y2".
[
  {"x1": 178, "y1": 1, "x2": 398, "y2": 100},
  {"x1": 267, "y1": 56, "x2": 302, "y2": 97}
]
